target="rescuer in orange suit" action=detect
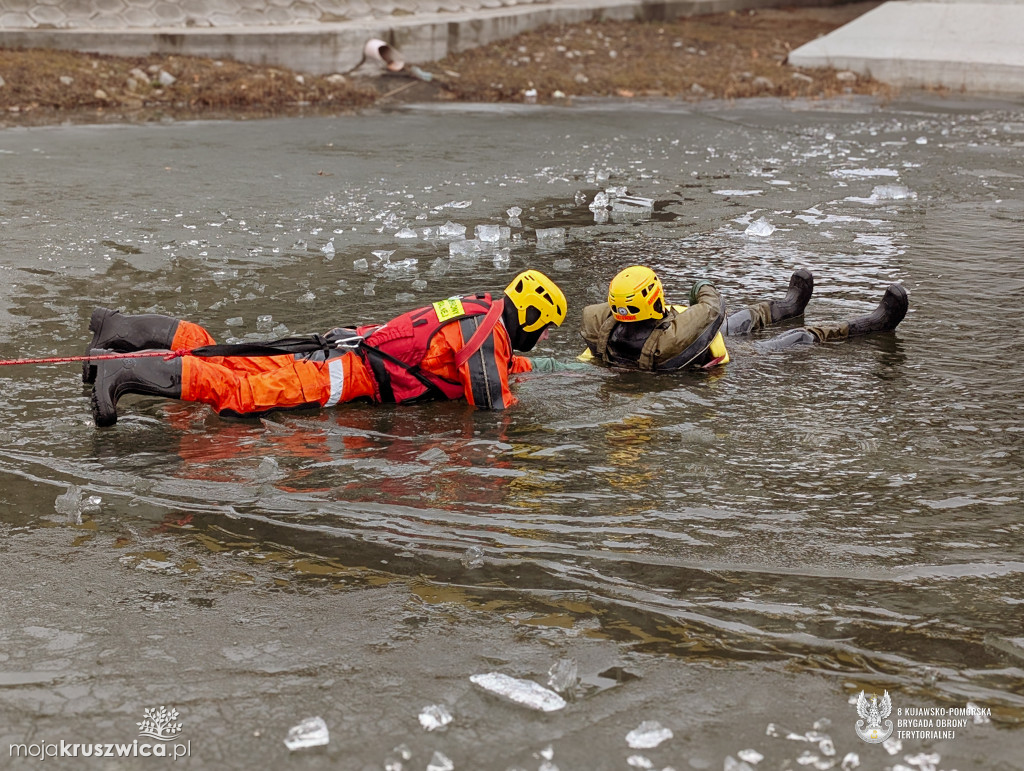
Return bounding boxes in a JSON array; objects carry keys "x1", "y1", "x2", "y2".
[{"x1": 85, "y1": 270, "x2": 570, "y2": 426}]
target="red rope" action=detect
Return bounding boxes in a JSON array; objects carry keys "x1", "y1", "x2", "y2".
[{"x1": 0, "y1": 350, "x2": 193, "y2": 367}]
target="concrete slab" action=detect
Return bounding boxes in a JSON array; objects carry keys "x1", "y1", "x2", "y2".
[
  {"x1": 0, "y1": 0, "x2": 860, "y2": 75},
  {"x1": 788, "y1": 0, "x2": 1024, "y2": 95}
]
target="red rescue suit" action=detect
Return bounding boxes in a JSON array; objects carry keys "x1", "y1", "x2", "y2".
[{"x1": 176, "y1": 294, "x2": 534, "y2": 416}]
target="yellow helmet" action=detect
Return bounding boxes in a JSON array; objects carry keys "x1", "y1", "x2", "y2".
[
  {"x1": 504, "y1": 270, "x2": 567, "y2": 333},
  {"x1": 608, "y1": 265, "x2": 665, "y2": 322}
]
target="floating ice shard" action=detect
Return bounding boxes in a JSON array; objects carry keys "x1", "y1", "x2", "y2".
[
  {"x1": 547, "y1": 658, "x2": 578, "y2": 694},
  {"x1": 903, "y1": 752, "x2": 940, "y2": 771},
  {"x1": 450, "y1": 239, "x2": 483, "y2": 258},
  {"x1": 492, "y1": 249, "x2": 511, "y2": 269},
  {"x1": 395, "y1": 228, "x2": 418, "y2": 239},
  {"x1": 612, "y1": 195, "x2": 654, "y2": 212},
  {"x1": 439, "y1": 221, "x2": 467, "y2": 238},
  {"x1": 353, "y1": 258, "x2": 369, "y2": 271},
  {"x1": 829, "y1": 168, "x2": 899, "y2": 179},
  {"x1": 626, "y1": 756, "x2": 653, "y2": 769},
  {"x1": 626, "y1": 720, "x2": 673, "y2": 749},
  {"x1": 871, "y1": 184, "x2": 917, "y2": 201},
  {"x1": 283, "y1": 716, "x2": 329, "y2": 750},
  {"x1": 418, "y1": 704, "x2": 453, "y2": 731},
  {"x1": 724, "y1": 757, "x2": 755, "y2": 771},
  {"x1": 256, "y1": 457, "x2": 280, "y2": 481},
  {"x1": 426, "y1": 750, "x2": 454, "y2": 771},
  {"x1": 737, "y1": 748, "x2": 764, "y2": 764},
  {"x1": 475, "y1": 224, "x2": 503, "y2": 242},
  {"x1": 469, "y1": 672, "x2": 566, "y2": 712},
  {"x1": 226, "y1": 317, "x2": 243, "y2": 326},
  {"x1": 461, "y1": 545, "x2": 485, "y2": 569},
  {"x1": 384, "y1": 742, "x2": 413, "y2": 770},
  {"x1": 817, "y1": 737, "x2": 835, "y2": 757},
  {"x1": 372, "y1": 249, "x2": 395, "y2": 265},
  {"x1": 589, "y1": 191, "x2": 610, "y2": 211},
  {"x1": 54, "y1": 486, "x2": 83, "y2": 518},
  {"x1": 745, "y1": 218, "x2": 776, "y2": 237},
  {"x1": 535, "y1": 227, "x2": 566, "y2": 247},
  {"x1": 507, "y1": 206, "x2": 523, "y2": 218},
  {"x1": 882, "y1": 737, "x2": 902, "y2": 756},
  {"x1": 552, "y1": 258, "x2": 572, "y2": 271},
  {"x1": 321, "y1": 240, "x2": 335, "y2": 256},
  {"x1": 840, "y1": 752, "x2": 860, "y2": 770},
  {"x1": 385, "y1": 258, "x2": 419, "y2": 272},
  {"x1": 412, "y1": 279, "x2": 428, "y2": 291}
]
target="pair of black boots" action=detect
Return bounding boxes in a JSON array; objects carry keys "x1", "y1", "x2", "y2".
[
  {"x1": 83, "y1": 308, "x2": 184, "y2": 427},
  {"x1": 724, "y1": 269, "x2": 909, "y2": 346}
]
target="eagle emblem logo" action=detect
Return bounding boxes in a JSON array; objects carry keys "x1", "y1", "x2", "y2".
[{"x1": 854, "y1": 690, "x2": 894, "y2": 743}]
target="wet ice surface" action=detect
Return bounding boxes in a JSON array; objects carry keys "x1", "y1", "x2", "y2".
[{"x1": 2, "y1": 95, "x2": 1024, "y2": 767}]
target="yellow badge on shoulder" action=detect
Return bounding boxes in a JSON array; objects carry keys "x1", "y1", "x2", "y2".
[{"x1": 432, "y1": 298, "x2": 465, "y2": 322}]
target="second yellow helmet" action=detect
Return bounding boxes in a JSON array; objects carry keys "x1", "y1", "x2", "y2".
[{"x1": 608, "y1": 266, "x2": 665, "y2": 322}]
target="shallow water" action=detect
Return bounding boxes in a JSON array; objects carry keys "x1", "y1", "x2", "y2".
[{"x1": 2, "y1": 96, "x2": 1023, "y2": 768}]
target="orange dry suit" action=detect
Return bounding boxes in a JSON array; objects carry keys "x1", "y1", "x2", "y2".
[{"x1": 175, "y1": 294, "x2": 534, "y2": 416}]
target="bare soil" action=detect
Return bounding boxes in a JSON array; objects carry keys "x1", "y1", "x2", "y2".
[{"x1": 0, "y1": 3, "x2": 888, "y2": 127}]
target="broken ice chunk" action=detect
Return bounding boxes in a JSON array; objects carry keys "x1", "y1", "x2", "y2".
[
  {"x1": 283, "y1": 716, "x2": 329, "y2": 751},
  {"x1": 535, "y1": 227, "x2": 566, "y2": 247},
  {"x1": 450, "y1": 239, "x2": 483, "y2": 258},
  {"x1": 625, "y1": 720, "x2": 673, "y2": 749},
  {"x1": 725, "y1": 757, "x2": 756, "y2": 771},
  {"x1": 460, "y1": 545, "x2": 484, "y2": 568},
  {"x1": 418, "y1": 704, "x2": 453, "y2": 731},
  {"x1": 439, "y1": 221, "x2": 467, "y2": 238},
  {"x1": 426, "y1": 751, "x2": 454, "y2": 771},
  {"x1": 471, "y1": 224, "x2": 510, "y2": 243},
  {"x1": 871, "y1": 184, "x2": 916, "y2": 201},
  {"x1": 744, "y1": 217, "x2": 776, "y2": 237},
  {"x1": 469, "y1": 672, "x2": 566, "y2": 712},
  {"x1": 547, "y1": 658, "x2": 578, "y2": 694}
]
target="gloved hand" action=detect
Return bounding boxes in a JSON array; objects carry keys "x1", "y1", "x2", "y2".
[
  {"x1": 528, "y1": 356, "x2": 592, "y2": 373},
  {"x1": 688, "y1": 279, "x2": 716, "y2": 307}
]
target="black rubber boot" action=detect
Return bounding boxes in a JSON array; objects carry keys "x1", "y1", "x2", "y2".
[
  {"x1": 769, "y1": 268, "x2": 814, "y2": 323},
  {"x1": 91, "y1": 354, "x2": 183, "y2": 427},
  {"x1": 82, "y1": 308, "x2": 181, "y2": 384},
  {"x1": 723, "y1": 269, "x2": 814, "y2": 336},
  {"x1": 846, "y1": 284, "x2": 909, "y2": 337}
]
